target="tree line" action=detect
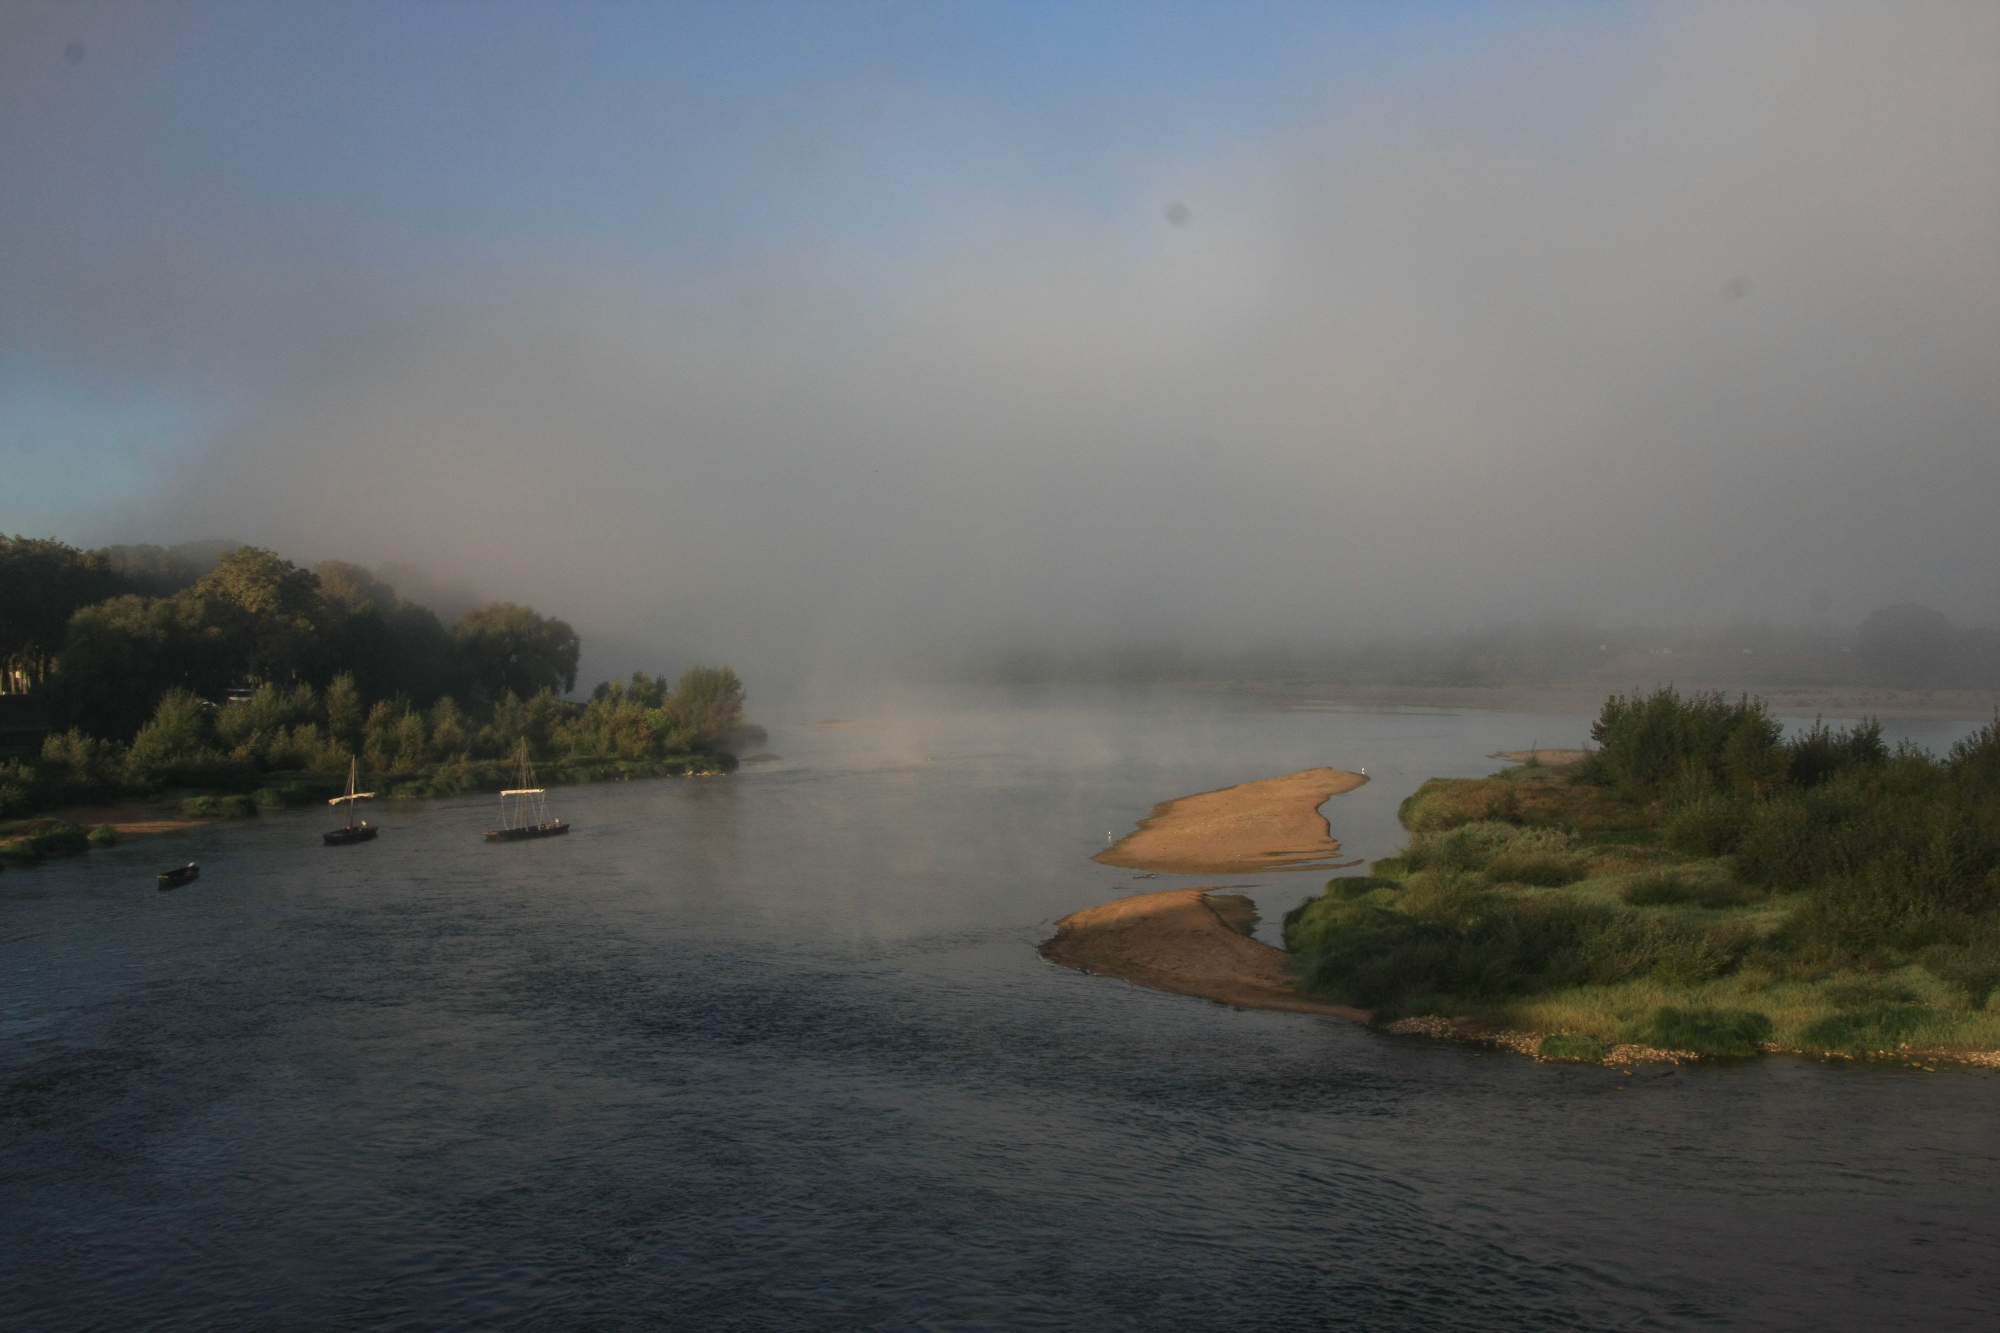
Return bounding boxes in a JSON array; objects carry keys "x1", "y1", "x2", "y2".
[{"x1": 1, "y1": 534, "x2": 744, "y2": 817}]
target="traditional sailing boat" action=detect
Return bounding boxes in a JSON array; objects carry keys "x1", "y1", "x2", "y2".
[
  {"x1": 485, "y1": 742, "x2": 569, "y2": 842},
  {"x1": 323, "y1": 757, "x2": 379, "y2": 845}
]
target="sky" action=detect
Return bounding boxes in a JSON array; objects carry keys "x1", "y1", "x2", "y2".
[{"x1": 3, "y1": 1, "x2": 1997, "y2": 688}]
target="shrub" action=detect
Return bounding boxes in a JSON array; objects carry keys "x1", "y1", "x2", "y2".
[
  {"x1": 1403, "y1": 822, "x2": 1577, "y2": 876},
  {"x1": 1484, "y1": 849, "x2": 1587, "y2": 886},
  {"x1": 1620, "y1": 869, "x2": 1761, "y2": 910},
  {"x1": 1662, "y1": 792, "x2": 1744, "y2": 856},
  {"x1": 179, "y1": 794, "x2": 257, "y2": 819},
  {"x1": 1919, "y1": 940, "x2": 2000, "y2": 1010},
  {"x1": 88, "y1": 822, "x2": 118, "y2": 845},
  {"x1": 1798, "y1": 1004, "x2": 1937, "y2": 1055},
  {"x1": 1821, "y1": 977, "x2": 1914, "y2": 1007},
  {"x1": 1651, "y1": 935, "x2": 1741, "y2": 987},
  {"x1": 1636, "y1": 1006, "x2": 1772, "y2": 1057},
  {"x1": 1537, "y1": 1034, "x2": 1608, "y2": 1062},
  {"x1": 1590, "y1": 688, "x2": 1784, "y2": 797},
  {"x1": 1622, "y1": 869, "x2": 1693, "y2": 906},
  {"x1": 1326, "y1": 875, "x2": 1396, "y2": 901},
  {"x1": 0, "y1": 819, "x2": 89, "y2": 862}
]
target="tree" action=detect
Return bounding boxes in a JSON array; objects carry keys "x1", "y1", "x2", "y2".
[
  {"x1": 45, "y1": 594, "x2": 236, "y2": 740},
  {"x1": 0, "y1": 535, "x2": 126, "y2": 691},
  {"x1": 186, "y1": 547, "x2": 327, "y2": 686},
  {"x1": 669, "y1": 666, "x2": 745, "y2": 751},
  {"x1": 1857, "y1": 604, "x2": 1958, "y2": 687},
  {"x1": 453, "y1": 603, "x2": 579, "y2": 703}
]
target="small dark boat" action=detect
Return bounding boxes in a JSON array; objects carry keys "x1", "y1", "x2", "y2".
[
  {"x1": 485, "y1": 743, "x2": 569, "y2": 843},
  {"x1": 157, "y1": 863, "x2": 199, "y2": 889},
  {"x1": 324, "y1": 757, "x2": 379, "y2": 846}
]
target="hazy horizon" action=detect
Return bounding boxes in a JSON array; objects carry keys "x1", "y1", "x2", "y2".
[{"x1": 6, "y1": 1, "x2": 1997, "y2": 692}]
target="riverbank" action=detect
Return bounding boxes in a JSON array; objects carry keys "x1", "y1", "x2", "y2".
[
  {"x1": 1094, "y1": 767, "x2": 1366, "y2": 874},
  {"x1": 1283, "y1": 710, "x2": 2000, "y2": 1065}
]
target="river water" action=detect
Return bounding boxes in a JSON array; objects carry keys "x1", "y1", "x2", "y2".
[{"x1": 3, "y1": 688, "x2": 1995, "y2": 1331}]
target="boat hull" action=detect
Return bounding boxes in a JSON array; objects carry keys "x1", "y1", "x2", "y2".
[
  {"x1": 323, "y1": 824, "x2": 379, "y2": 846},
  {"x1": 157, "y1": 864, "x2": 199, "y2": 889},
  {"x1": 484, "y1": 822, "x2": 570, "y2": 843}
]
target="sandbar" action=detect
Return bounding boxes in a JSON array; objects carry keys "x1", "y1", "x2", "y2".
[
  {"x1": 1094, "y1": 767, "x2": 1366, "y2": 874},
  {"x1": 1039, "y1": 888, "x2": 1367, "y2": 1019}
]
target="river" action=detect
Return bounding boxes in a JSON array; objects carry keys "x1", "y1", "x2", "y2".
[{"x1": 3, "y1": 688, "x2": 1994, "y2": 1330}]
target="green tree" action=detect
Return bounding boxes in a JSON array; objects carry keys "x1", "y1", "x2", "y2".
[
  {"x1": 325, "y1": 673, "x2": 364, "y2": 745},
  {"x1": 45, "y1": 594, "x2": 236, "y2": 740},
  {"x1": 669, "y1": 666, "x2": 745, "y2": 751},
  {"x1": 186, "y1": 547, "x2": 327, "y2": 686},
  {"x1": 125, "y1": 688, "x2": 216, "y2": 785},
  {"x1": 454, "y1": 603, "x2": 580, "y2": 703},
  {"x1": 0, "y1": 535, "x2": 127, "y2": 691}
]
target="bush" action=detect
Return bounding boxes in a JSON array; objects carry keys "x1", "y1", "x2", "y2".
[
  {"x1": 1401, "y1": 822, "x2": 1578, "y2": 876},
  {"x1": 0, "y1": 819, "x2": 89, "y2": 862},
  {"x1": 1662, "y1": 792, "x2": 1744, "y2": 856},
  {"x1": 1590, "y1": 688, "x2": 1784, "y2": 796},
  {"x1": 1485, "y1": 849, "x2": 1587, "y2": 886},
  {"x1": 88, "y1": 822, "x2": 118, "y2": 845},
  {"x1": 179, "y1": 794, "x2": 257, "y2": 819},
  {"x1": 1919, "y1": 940, "x2": 2000, "y2": 1010},
  {"x1": 1537, "y1": 1034, "x2": 1608, "y2": 1062},
  {"x1": 1326, "y1": 875, "x2": 1396, "y2": 901},
  {"x1": 1620, "y1": 869, "x2": 1761, "y2": 910},
  {"x1": 1636, "y1": 1006, "x2": 1772, "y2": 1057},
  {"x1": 1798, "y1": 1004, "x2": 1937, "y2": 1055}
]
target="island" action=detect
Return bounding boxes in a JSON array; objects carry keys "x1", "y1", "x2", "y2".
[{"x1": 1045, "y1": 690, "x2": 2000, "y2": 1068}]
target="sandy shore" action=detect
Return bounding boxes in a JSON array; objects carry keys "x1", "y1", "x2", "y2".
[
  {"x1": 1038, "y1": 888, "x2": 1368, "y2": 1019},
  {"x1": 1094, "y1": 767, "x2": 1366, "y2": 874}
]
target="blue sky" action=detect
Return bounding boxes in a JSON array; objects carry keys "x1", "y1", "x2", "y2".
[{"x1": 2, "y1": 1, "x2": 1611, "y2": 499}]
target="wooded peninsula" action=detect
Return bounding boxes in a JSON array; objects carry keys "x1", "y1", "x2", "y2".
[{"x1": 1, "y1": 535, "x2": 746, "y2": 853}]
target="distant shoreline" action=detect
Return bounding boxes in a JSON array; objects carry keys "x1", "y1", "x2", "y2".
[{"x1": 1179, "y1": 680, "x2": 2000, "y2": 721}]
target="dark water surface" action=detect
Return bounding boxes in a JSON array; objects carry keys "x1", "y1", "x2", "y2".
[{"x1": 4, "y1": 690, "x2": 1996, "y2": 1331}]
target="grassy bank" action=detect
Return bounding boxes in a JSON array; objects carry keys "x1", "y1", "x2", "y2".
[{"x1": 1283, "y1": 689, "x2": 2000, "y2": 1063}]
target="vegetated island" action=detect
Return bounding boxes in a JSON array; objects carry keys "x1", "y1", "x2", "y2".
[
  {"x1": 1, "y1": 535, "x2": 754, "y2": 867},
  {"x1": 1047, "y1": 691, "x2": 2000, "y2": 1068}
]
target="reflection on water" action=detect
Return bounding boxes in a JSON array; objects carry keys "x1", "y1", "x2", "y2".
[{"x1": 3, "y1": 688, "x2": 1996, "y2": 1330}]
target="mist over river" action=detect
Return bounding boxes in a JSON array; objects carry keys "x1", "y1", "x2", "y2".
[{"x1": 4, "y1": 688, "x2": 1995, "y2": 1331}]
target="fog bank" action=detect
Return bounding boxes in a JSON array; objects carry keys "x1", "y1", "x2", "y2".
[{"x1": 5, "y1": 2, "x2": 1996, "y2": 693}]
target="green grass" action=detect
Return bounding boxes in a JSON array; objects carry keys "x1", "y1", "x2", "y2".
[{"x1": 1537, "y1": 1034, "x2": 1608, "y2": 1061}]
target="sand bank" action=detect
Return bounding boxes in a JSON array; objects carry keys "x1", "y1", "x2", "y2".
[
  {"x1": 1094, "y1": 767, "x2": 1366, "y2": 874},
  {"x1": 1038, "y1": 888, "x2": 1367, "y2": 1019}
]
